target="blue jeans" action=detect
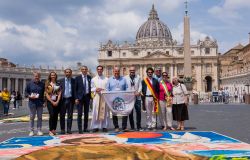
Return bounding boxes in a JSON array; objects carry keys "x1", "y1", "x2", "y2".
[
  {"x1": 29, "y1": 101, "x2": 43, "y2": 131},
  {"x1": 2, "y1": 100, "x2": 9, "y2": 115}
]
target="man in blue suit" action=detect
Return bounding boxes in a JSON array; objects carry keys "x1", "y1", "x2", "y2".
[
  {"x1": 75, "y1": 66, "x2": 92, "y2": 133},
  {"x1": 59, "y1": 68, "x2": 75, "y2": 134}
]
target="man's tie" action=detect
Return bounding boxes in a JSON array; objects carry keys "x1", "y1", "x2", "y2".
[
  {"x1": 83, "y1": 76, "x2": 86, "y2": 94},
  {"x1": 65, "y1": 78, "x2": 70, "y2": 97}
]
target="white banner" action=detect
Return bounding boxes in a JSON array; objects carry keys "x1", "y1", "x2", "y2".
[{"x1": 102, "y1": 91, "x2": 135, "y2": 116}]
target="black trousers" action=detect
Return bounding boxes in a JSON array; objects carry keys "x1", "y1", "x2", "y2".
[
  {"x1": 60, "y1": 98, "x2": 74, "y2": 132},
  {"x1": 113, "y1": 115, "x2": 128, "y2": 130},
  {"x1": 129, "y1": 99, "x2": 142, "y2": 129},
  {"x1": 47, "y1": 101, "x2": 60, "y2": 131},
  {"x1": 77, "y1": 94, "x2": 90, "y2": 131}
]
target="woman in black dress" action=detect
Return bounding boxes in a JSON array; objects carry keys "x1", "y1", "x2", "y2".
[{"x1": 172, "y1": 77, "x2": 189, "y2": 130}]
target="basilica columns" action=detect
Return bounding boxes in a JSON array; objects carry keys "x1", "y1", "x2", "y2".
[
  {"x1": 15, "y1": 78, "x2": 19, "y2": 92},
  {"x1": 170, "y1": 65, "x2": 174, "y2": 80},
  {"x1": 7, "y1": 78, "x2": 11, "y2": 91},
  {"x1": 23, "y1": 79, "x2": 26, "y2": 95},
  {"x1": 0, "y1": 77, "x2": 2, "y2": 90}
]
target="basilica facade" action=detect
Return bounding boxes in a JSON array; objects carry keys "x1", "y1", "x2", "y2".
[{"x1": 98, "y1": 5, "x2": 219, "y2": 93}]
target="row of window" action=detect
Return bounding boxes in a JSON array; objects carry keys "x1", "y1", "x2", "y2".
[{"x1": 107, "y1": 48, "x2": 211, "y2": 57}]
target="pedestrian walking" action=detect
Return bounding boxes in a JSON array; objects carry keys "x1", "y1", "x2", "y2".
[
  {"x1": 1, "y1": 88, "x2": 11, "y2": 116},
  {"x1": 16, "y1": 91, "x2": 22, "y2": 109}
]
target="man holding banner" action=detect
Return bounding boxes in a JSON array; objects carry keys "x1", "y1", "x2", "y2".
[
  {"x1": 141, "y1": 67, "x2": 159, "y2": 130},
  {"x1": 106, "y1": 67, "x2": 129, "y2": 132},
  {"x1": 90, "y1": 65, "x2": 109, "y2": 132},
  {"x1": 125, "y1": 66, "x2": 143, "y2": 131}
]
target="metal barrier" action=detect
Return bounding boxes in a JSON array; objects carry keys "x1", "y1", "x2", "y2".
[{"x1": 196, "y1": 92, "x2": 245, "y2": 104}]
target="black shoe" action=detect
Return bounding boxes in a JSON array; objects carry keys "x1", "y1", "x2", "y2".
[
  {"x1": 130, "y1": 128, "x2": 135, "y2": 131},
  {"x1": 92, "y1": 128, "x2": 99, "y2": 133},
  {"x1": 79, "y1": 130, "x2": 83, "y2": 134},
  {"x1": 61, "y1": 130, "x2": 66, "y2": 134},
  {"x1": 122, "y1": 128, "x2": 129, "y2": 132},
  {"x1": 67, "y1": 130, "x2": 72, "y2": 134},
  {"x1": 102, "y1": 128, "x2": 108, "y2": 132},
  {"x1": 83, "y1": 129, "x2": 89, "y2": 133}
]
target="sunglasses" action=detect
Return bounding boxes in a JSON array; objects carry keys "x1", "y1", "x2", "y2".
[
  {"x1": 147, "y1": 72, "x2": 153, "y2": 74},
  {"x1": 162, "y1": 75, "x2": 168, "y2": 77}
]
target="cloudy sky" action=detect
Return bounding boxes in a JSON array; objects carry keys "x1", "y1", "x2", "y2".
[{"x1": 0, "y1": 0, "x2": 249, "y2": 70}]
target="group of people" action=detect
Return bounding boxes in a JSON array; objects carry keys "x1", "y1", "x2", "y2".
[
  {"x1": 216, "y1": 88, "x2": 246, "y2": 104},
  {"x1": 24, "y1": 65, "x2": 189, "y2": 136}
]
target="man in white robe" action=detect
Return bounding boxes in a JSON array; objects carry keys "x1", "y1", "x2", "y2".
[{"x1": 90, "y1": 65, "x2": 109, "y2": 132}]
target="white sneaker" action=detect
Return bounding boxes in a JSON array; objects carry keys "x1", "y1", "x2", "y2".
[
  {"x1": 49, "y1": 131, "x2": 54, "y2": 136},
  {"x1": 37, "y1": 131, "x2": 43, "y2": 136},
  {"x1": 29, "y1": 131, "x2": 34, "y2": 136}
]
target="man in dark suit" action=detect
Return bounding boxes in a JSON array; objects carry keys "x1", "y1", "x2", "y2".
[
  {"x1": 59, "y1": 68, "x2": 75, "y2": 134},
  {"x1": 141, "y1": 67, "x2": 159, "y2": 130},
  {"x1": 75, "y1": 66, "x2": 92, "y2": 133}
]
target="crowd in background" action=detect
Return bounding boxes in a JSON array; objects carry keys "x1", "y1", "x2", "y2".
[{"x1": 0, "y1": 88, "x2": 22, "y2": 116}]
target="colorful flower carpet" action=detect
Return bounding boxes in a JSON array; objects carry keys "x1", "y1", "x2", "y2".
[{"x1": 0, "y1": 131, "x2": 250, "y2": 160}]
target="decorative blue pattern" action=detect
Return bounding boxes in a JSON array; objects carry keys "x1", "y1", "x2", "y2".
[{"x1": 0, "y1": 136, "x2": 58, "y2": 149}]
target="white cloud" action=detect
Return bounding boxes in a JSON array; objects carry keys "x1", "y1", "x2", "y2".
[
  {"x1": 208, "y1": 0, "x2": 250, "y2": 21},
  {"x1": 102, "y1": 11, "x2": 144, "y2": 39},
  {"x1": 0, "y1": 18, "x2": 94, "y2": 67},
  {"x1": 0, "y1": 4, "x2": 145, "y2": 70},
  {"x1": 171, "y1": 22, "x2": 208, "y2": 44}
]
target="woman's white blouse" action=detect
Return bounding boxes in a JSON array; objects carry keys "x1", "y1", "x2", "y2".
[{"x1": 172, "y1": 83, "x2": 188, "y2": 104}]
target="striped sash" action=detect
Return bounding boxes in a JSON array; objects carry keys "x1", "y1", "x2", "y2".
[{"x1": 144, "y1": 78, "x2": 159, "y2": 113}]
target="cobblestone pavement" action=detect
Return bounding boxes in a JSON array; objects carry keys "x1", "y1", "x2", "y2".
[{"x1": 0, "y1": 103, "x2": 250, "y2": 143}]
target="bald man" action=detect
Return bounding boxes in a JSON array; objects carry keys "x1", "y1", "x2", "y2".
[{"x1": 106, "y1": 67, "x2": 128, "y2": 132}]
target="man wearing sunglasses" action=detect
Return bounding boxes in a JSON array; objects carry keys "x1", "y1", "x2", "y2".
[
  {"x1": 141, "y1": 67, "x2": 159, "y2": 130},
  {"x1": 125, "y1": 66, "x2": 143, "y2": 131}
]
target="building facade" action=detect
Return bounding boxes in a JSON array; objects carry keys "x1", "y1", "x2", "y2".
[
  {"x1": 0, "y1": 58, "x2": 84, "y2": 95},
  {"x1": 219, "y1": 34, "x2": 250, "y2": 96},
  {"x1": 98, "y1": 5, "x2": 219, "y2": 93}
]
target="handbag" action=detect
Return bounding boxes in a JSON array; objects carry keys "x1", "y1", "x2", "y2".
[{"x1": 180, "y1": 83, "x2": 189, "y2": 105}]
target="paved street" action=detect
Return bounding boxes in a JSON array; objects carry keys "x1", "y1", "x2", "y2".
[{"x1": 0, "y1": 103, "x2": 250, "y2": 143}]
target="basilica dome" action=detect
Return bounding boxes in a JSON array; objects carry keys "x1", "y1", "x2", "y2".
[{"x1": 136, "y1": 5, "x2": 173, "y2": 44}]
